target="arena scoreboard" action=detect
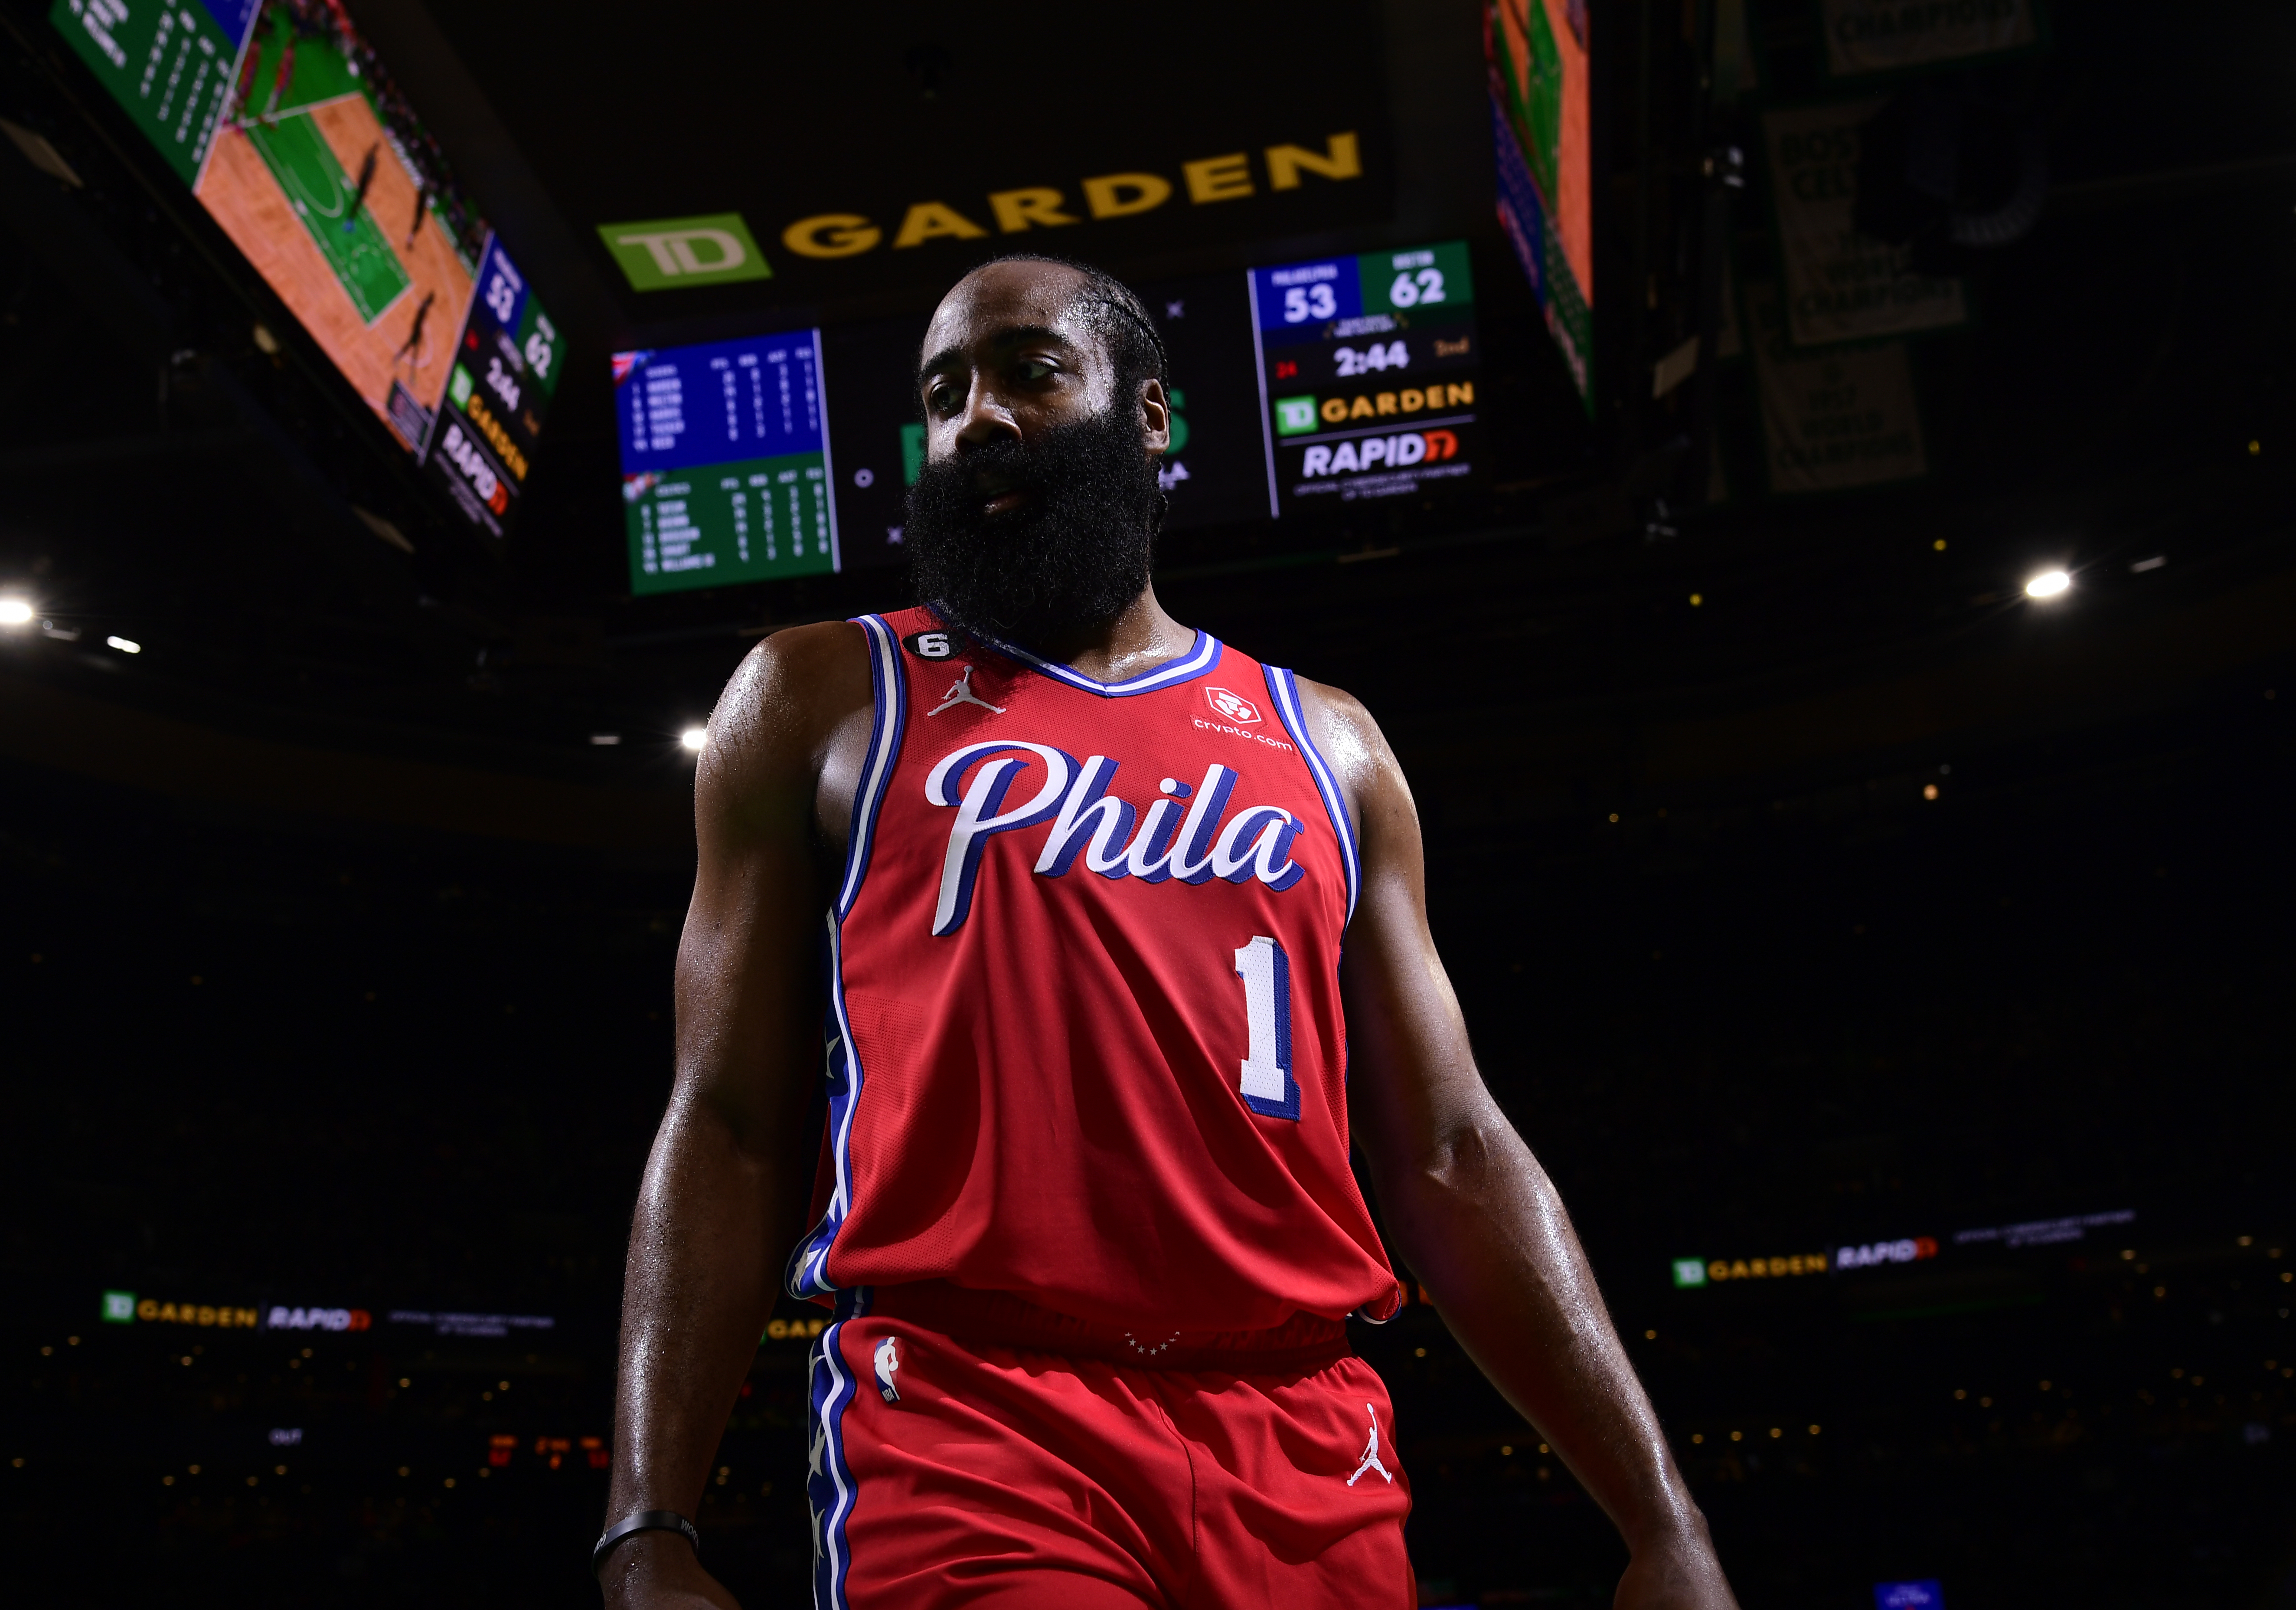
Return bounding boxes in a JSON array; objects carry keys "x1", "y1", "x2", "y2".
[
  {"x1": 609, "y1": 239, "x2": 1482, "y2": 598},
  {"x1": 425, "y1": 238, "x2": 560, "y2": 539},
  {"x1": 50, "y1": 0, "x2": 561, "y2": 540},
  {"x1": 1250, "y1": 241, "x2": 1483, "y2": 513},
  {"x1": 613, "y1": 331, "x2": 840, "y2": 595}
]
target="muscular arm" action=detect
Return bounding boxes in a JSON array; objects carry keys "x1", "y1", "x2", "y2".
[
  {"x1": 1300, "y1": 681, "x2": 1737, "y2": 1610},
  {"x1": 601, "y1": 625, "x2": 872, "y2": 1609}
]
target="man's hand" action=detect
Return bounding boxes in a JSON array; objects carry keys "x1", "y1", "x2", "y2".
[{"x1": 1617, "y1": 1522, "x2": 1741, "y2": 1610}]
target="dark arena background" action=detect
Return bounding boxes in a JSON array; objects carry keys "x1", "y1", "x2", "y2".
[{"x1": 3, "y1": 1, "x2": 2294, "y2": 1605}]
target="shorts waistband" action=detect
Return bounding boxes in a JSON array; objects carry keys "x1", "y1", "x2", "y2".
[{"x1": 862, "y1": 1282, "x2": 1353, "y2": 1374}]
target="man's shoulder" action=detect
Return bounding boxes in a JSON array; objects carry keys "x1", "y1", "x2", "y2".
[
  {"x1": 739, "y1": 618, "x2": 872, "y2": 693},
  {"x1": 1287, "y1": 671, "x2": 1375, "y2": 734},
  {"x1": 1280, "y1": 671, "x2": 1400, "y2": 808},
  {"x1": 713, "y1": 620, "x2": 875, "y2": 761}
]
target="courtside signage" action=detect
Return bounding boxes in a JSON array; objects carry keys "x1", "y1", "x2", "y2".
[
  {"x1": 103, "y1": 1293, "x2": 263, "y2": 1329},
  {"x1": 1670, "y1": 1236, "x2": 1941, "y2": 1287},
  {"x1": 599, "y1": 213, "x2": 775, "y2": 291}
]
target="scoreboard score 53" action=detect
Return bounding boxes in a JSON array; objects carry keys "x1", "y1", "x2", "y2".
[{"x1": 1251, "y1": 241, "x2": 1483, "y2": 511}]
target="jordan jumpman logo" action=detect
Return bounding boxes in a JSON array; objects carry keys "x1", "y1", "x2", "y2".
[
  {"x1": 928, "y1": 664, "x2": 1006, "y2": 717},
  {"x1": 1348, "y1": 1403, "x2": 1393, "y2": 1486}
]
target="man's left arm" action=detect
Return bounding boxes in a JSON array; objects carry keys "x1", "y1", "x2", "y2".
[{"x1": 1299, "y1": 680, "x2": 1738, "y2": 1610}]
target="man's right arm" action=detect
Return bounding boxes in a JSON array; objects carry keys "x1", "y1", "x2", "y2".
[{"x1": 601, "y1": 623, "x2": 873, "y2": 1609}]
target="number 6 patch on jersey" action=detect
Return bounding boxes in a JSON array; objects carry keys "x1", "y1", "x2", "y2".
[{"x1": 1232, "y1": 936, "x2": 1300, "y2": 1120}]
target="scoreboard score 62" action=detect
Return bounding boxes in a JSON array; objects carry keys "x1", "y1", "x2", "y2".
[{"x1": 1250, "y1": 241, "x2": 1483, "y2": 510}]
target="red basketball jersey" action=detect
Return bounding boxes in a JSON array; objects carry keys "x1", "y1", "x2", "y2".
[{"x1": 785, "y1": 607, "x2": 1402, "y2": 1332}]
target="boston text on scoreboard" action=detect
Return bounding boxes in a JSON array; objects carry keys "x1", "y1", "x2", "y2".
[{"x1": 614, "y1": 331, "x2": 840, "y2": 595}]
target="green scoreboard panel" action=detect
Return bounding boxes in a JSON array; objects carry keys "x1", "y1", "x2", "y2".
[
  {"x1": 612, "y1": 331, "x2": 839, "y2": 595},
  {"x1": 52, "y1": 0, "x2": 244, "y2": 185}
]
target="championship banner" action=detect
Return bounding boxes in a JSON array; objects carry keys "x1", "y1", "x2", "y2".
[
  {"x1": 1764, "y1": 100, "x2": 1966, "y2": 347},
  {"x1": 1820, "y1": 0, "x2": 2041, "y2": 78},
  {"x1": 1747, "y1": 283, "x2": 1927, "y2": 494}
]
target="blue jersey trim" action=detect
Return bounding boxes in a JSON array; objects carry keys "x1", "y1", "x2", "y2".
[
  {"x1": 1264, "y1": 665, "x2": 1360, "y2": 925},
  {"x1": 965, "y1": 622, "x2": 1225, "y2": 698},
  {"x1": 836, "y1": 615, "x2": 907, "y2": 918},
  {"x1": 806, "y1": 1289, "x2": 869, "y2": 1610},
  {"x1": 785, "y1": 617, "x2": 905, "y2": 1301}
]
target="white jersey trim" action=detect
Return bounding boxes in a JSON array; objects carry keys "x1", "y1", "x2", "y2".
[
  {"x1": 1264, "y1": 665, "x2": 1360, "y2": 925},
  {"x1": 967, "y1": 622, "x2": 1225, "y2": 698}
]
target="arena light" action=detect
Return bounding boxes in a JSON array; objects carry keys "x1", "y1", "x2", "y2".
[
  {"x1": 0, "y1": 597, "x2": 33, "y2": 627},
  {"x1": 679, "y1": 726, "x2": 708, "y2": 753},
  {"x1": 105, "y1": 635, "x2": 141, "y2": 654},
  {"x1": 2025, "y1": 569, "x2": 2071, "y2": 599}
]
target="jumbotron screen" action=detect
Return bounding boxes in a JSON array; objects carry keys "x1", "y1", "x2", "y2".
[{"x1": 51, "y1": 0, "x2": 560, "y2": 537}]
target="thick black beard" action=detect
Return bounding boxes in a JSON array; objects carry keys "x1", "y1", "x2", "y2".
[{"x1": 904, "y1": 406, "x2": 1162, "y2": 648}]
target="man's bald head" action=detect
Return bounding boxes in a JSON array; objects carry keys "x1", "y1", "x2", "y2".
[{"x1": 920, "y1": 255, "x2": 1169, "y2": 428}]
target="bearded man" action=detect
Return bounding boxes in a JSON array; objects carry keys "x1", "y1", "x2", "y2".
[{"x1": 595, "y1": 256, "x2": 1739, "y2": 1610}]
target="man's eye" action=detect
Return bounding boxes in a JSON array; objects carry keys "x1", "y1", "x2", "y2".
[
  {"x1": 927, "y1": 384, "x2": 957, "y2": 412},
  {"x1": 1015, "y1": 359, "x2": 1053, "y2": 382}
]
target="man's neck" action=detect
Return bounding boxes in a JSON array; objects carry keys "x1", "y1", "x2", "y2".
[{"x1": 1006, "y1": 586, "x2": 1192, "y2": 684}]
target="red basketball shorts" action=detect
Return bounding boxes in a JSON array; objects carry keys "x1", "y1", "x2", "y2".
[{"x1": 803, "y1": 1286, "x2": 1415, "y2": 1608}]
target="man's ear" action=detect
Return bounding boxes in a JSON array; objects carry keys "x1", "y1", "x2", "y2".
[{"x1": 1138, "y1": 378, "x2": 1172, "y2": 458}]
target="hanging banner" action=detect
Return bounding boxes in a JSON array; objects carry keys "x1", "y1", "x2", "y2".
[
  {"x1": 1820, "y1": 0, "x2": 2040, "y2": 78},
  {"x1": 1715, "y1": 0, "x2": 1759, "y2": 101},
  {"x1": 1764, "y1": 100, "x2": 1966, "y2": 347},
  {"x1": 1747, "y1": 282, "x2": 1927, "y2": 494}
]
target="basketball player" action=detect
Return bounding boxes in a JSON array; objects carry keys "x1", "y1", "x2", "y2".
[{"x1": 597, "y1": 258, "x2": 1738, "y2": 1609}]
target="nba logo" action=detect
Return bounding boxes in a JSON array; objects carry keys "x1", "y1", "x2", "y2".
[{"x1": 1206, "y1": 687, "x2": 1261, "y2": 724}]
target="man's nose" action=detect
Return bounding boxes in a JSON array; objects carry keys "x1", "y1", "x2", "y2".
[{"x1": 953, "y1": 375, "x2": 1023, "y2": 451}]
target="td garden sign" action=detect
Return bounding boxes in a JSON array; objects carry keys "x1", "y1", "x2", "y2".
[{"x1": 598, "y1": 131, "x2": 1370, "y2": 293}]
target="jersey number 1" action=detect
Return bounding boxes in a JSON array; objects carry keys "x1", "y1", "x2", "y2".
[{"x1": 1232, "y1": 936, "x2": 1301, "y2": 1120}]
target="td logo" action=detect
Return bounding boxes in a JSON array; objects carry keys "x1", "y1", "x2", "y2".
[{"x1": 597, "y1": 214, "x2": 774, "y2": 291}]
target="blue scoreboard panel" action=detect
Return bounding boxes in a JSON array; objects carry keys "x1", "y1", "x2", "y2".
[{"x1": 614, "y1": 330, "x2": 839, "y2": 594}]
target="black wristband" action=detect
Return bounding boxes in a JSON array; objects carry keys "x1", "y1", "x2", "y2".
[{"x1": 591, "y1": 1509, "x2": 701, "y2": 1578}]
